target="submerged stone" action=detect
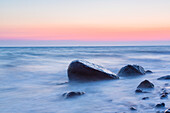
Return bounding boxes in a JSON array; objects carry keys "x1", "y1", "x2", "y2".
[
  {"x1": 135, "y1": 89, "x2": 143, "y2": 93},
  {"x1": 145, "y1": 70, "x2": 153, "y2": 74},
  {"x1": 117, "y1": 64, "x2": 146, "y2": 77},
  {"x1": 135, "y1": 89, "x2": 149, "y2": 93},
  {"x1": 142, "y1": 97, "x2": 149, "y2": 100},
  {"x1": 157, "y1": 75, "x2": 170, "y2": 80},
  {"x1": 68, "y1": 60, "x2": 119, "y2": 82},
  {"x1": 164, "y1": 83, "x2": 169, "y2": 86},
  {"x1": 137, "y1": 80, "x2": 154, "y2": 89},
  {"x1": 62, "y1": 91, "x2": 85, "y2": 99},
  {"x1": 130, "y1": 106, "x2": 137, "y2": 111}
]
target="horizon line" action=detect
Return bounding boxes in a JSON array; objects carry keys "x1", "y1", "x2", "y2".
[{"x1": 0, "y1": 40, "x2": 170, "y2": 47}]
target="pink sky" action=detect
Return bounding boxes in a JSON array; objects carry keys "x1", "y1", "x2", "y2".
[
  {"x1": 0, "y1": 26, "x2": 170, "y2": 41},
  {"x1": 0, "y1": 0, "x2": 170, "y2": 42}
]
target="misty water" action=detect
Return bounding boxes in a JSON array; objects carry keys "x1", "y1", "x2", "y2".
[{"x1": 0, "y1": 46, "x2": 170, "y2": 113}]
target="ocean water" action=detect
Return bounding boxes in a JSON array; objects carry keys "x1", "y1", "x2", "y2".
[{"x1": 0, "y1": 46, "x2": 170, "y2": 113}]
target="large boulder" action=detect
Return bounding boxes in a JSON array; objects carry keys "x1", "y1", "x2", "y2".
[
  {"x1": 157, "y1": 75, "x2": 170, "y2": 80},
  {"x1": 117, "y1": 65, "x2": 149, "y2": 77},
  {"x1": 67, "y1": 60, "x2": 119, "y2": 82}
]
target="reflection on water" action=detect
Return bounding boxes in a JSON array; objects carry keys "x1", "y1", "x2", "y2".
[{"x1": 0, "y1": 46, "x2": 170, "y2": 113}]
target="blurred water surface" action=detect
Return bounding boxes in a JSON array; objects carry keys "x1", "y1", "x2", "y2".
[{"x1": 0, "y1": 46, "x2": 170, "y2": 113}]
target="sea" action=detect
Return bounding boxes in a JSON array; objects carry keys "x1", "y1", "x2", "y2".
[{"x1": 0, "y1": 46, "x2": 170, "y2": 113}]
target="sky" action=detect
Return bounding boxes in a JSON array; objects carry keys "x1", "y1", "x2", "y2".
[{"x1": 0, "y1": 0, "x2": 170, "y2": 45}]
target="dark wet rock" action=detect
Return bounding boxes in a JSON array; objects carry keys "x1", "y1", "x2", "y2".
[
  {"x1": 137, "y1": 80, "x2": 154, "y2": 89},
  {"x1": 62, "y1": 91, "x2": 85, "y2": 99},
  {"x1": 145, "y1": 70, "x2": 153, "y2": 74},
  {"x1": 142, "y1": 97, "x2": 149, "y2": 100},
  {"x1": 130, "y1": 106, "x2": 137, "y2": 110},
  {"x1": 160, "y1": 89, "x2": 168, "y2": 99},
  {"x1": 136, "y1": 80, "x2": 154, "y2": 93},
  {"x1": 160, "y1": 93, "x2": 168, "y2": 99},
  {"x1": 157, "y1": 75, "x2": 170, "y2": 80},
  {"x1": 68, "y1": 60, "x2": 119, "y2": 82},
  {"x1": 117, "y1": 64, "x2": 146, "y2": 77},
  {"x1": 164, "y1": 108, "x2": 170, "y2": 113},
  {"x1": 155, "y1": 103, "x2": 165, "y2": 108}
]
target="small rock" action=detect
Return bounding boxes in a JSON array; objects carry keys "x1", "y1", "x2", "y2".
[
  {"x1": 130, "y1": 106, "x2": 137, "y2": 111},
  {"x1": 160, "y1": 88, "x2": 169, "y2": 99},
  {"x1": 145, "y1": 70, "x2": 153, "y2": 74},
  {"x1": 160, "y1": 93, "x2": 168, "y2": 99},
  {"x1": 157, "y1": 75, "x2": 170, "y2": 80},
  {"x1": 164, "y1": 108, "x2": 170, "y2": 113},
  {"x1": 117, "y1": 64, "x2": 145, "y2": 77},
  {"x1": 62, "y1": 91, "x2": 85, "y2": 99},
  {"x1": 137, "y1": 80, "x2": 154, "y2": 89},
  {"x1": 155, "y1": 103, "x2": 165, "y2": 108},
  {"x1": 142, "y1": 97, "x2": 149, "y2": 100}
]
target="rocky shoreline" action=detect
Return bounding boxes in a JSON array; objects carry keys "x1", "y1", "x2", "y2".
[{"x1": 62, "y1": 60, "x2": 170, "y2": 112}]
